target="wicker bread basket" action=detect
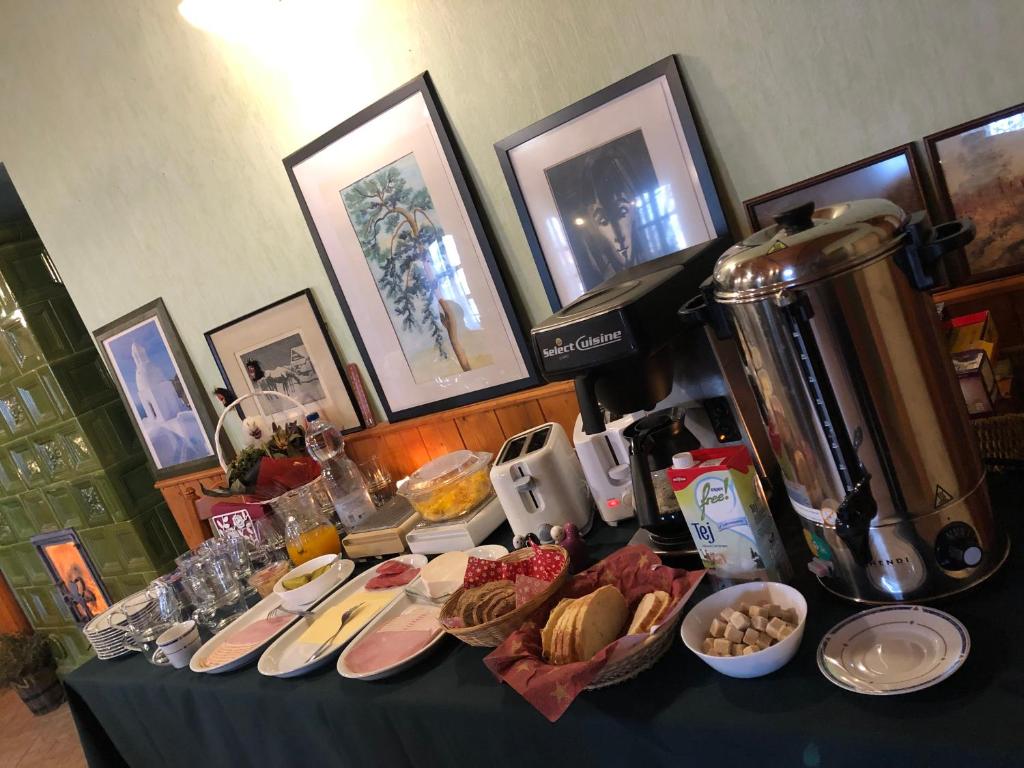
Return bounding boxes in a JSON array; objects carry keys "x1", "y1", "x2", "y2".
[
  {"x1": 440, "y1": 544, "x2": 569, "y2": 647},
  {"x1": 586, "y1": 608, "x2": 684, "y2": 689}
]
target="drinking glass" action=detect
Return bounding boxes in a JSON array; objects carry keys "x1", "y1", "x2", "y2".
[
  {"x1": 359, "y1": 456, "x2": 395, "y2": 507},
  {"x1": 181, "y1": 552, "x2": 247, "y2": 633}
]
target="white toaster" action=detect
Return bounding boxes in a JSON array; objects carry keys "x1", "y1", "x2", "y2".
[{"x1": 490, "y1": 422, "x2": 593, "y2": 539}]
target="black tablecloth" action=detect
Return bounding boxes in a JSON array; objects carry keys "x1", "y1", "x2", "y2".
[{"x1": 66, "y1": 474, "x2": 1024, "y2": 768}]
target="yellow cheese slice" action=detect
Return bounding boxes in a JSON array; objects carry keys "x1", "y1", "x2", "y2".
[{"x1": 299, "y1": 590, "x2": 396, "y2": 647}]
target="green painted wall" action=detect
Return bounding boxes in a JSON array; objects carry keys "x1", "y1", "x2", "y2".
[{"x1": 0, "y1": 1, "x2": 1021, "y2": 420}]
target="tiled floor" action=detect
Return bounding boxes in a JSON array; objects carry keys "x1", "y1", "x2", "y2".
[{"x1": 0, "y1": 687, "x2": 87, "y2": 768}]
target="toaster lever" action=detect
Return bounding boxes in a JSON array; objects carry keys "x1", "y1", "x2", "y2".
[{"x1": 513, "y1": 474, "x2": 534, "y2": 491}]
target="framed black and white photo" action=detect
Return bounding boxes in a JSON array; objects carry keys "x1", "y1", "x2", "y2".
[
  {"x1": 94, "y1": 298, "x2": 224, "y2": 480},
  {"x1": 205, "y1": 290, "x2": 364, "y2": 433},
  {"x1": 284, "y1": 72, "x2": 538, "y2": 422},
  {"x1": 495, "y1": 56, "x2": 728, "y2": 309},
  {"x1": 744, "y1": 144, "x2": 929, "y2": 233},
  {"x1": 925, "y1": 103, "x2": 1024, "y2": 284}
]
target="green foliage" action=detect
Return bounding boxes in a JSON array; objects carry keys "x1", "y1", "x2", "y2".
[
  {"x1": 0, "y1": 633, "x2": 54, "y2": 685},
  {"x1": 344, "y1": 165, "x2": 449, "y2": 357}
]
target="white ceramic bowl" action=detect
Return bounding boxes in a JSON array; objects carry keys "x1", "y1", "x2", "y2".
[
  {"x1": 680, "y1": 582, "x2": 807, "y2": 678},
  {"x1": 273, "y1": 554, "x2": 353, "y2": 610}
]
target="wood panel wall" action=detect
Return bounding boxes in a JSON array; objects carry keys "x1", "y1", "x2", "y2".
[{"x1": 157, "y1": 381, "x2": 580, "y2": 549}]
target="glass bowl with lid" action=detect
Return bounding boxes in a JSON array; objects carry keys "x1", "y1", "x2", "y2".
[{"x1": 398, "y1": 450, "x2": 494, "y2": 521}]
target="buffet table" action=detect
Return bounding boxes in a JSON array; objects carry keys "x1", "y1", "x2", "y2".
[{"x1": 66, "y1": 474, "x2": 1023, "y2": 768}]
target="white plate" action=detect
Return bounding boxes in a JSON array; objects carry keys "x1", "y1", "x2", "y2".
[
  {"x1": 337, "y1": 595, "x2": 446, "y2": 681},
  {"x1": 258, "y1": 554, "x2": 426, "y2": 679},
  {"x1": 190, "y1": 593, "x2": 299, "y2": 674},
  {"x1": 464, "y1": 544, "x2": 508, "y2": 560},
  {"x1": 817, "y1": 605, "x2": 970, "y2": 695}
]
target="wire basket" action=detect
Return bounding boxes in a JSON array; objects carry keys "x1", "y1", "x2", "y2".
[
  {"x1": 974, "y1": 413, "x2": 1024, "y2": 471},
  {"x1": 213, "y1": 390, "x2": 307, "y2": 474}
]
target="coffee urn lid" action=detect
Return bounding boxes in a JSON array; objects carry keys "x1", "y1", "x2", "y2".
[{"x1": 712, "y1": 199, "x2": 907, "y2": 302}]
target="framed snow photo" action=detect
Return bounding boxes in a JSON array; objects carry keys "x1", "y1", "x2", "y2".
[{"x1": 284, "y1": 72, "x2": 538, "y2": 422}]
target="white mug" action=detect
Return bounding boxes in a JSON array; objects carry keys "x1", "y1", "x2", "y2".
[{"x1": 157, "y1": 620, "x2": 200, "y2": 669}]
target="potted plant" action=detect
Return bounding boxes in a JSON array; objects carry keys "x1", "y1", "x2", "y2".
[{"x1": 0, "y1": 633, "x2": 65, "y2": 715}]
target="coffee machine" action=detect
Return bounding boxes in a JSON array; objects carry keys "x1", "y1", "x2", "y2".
[{"x1": 531, "y1": 239, "x2": 779, "y2": 555}]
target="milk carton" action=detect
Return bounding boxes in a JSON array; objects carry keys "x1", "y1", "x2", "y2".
[{"x1": 668, "y1": 446, "x2": 790, "y2": 583}]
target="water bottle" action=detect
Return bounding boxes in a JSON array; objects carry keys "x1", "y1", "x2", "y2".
[{"x1": 304, "y1": 412, "x2": 375, "y2": 529}]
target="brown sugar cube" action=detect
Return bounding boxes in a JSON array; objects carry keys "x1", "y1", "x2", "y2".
[
  {"x1": 709, "y1": 618, "x2": 728, "y2": 638},
  {"x1": 755, "y1": 634, "x2": 774, "y2": 650},
  {"x1": 728, "y1": 612, "x2": 750, "y2": 631},
  {"x1": 742, "y1": 628, "x2": 761, "y2": 646},
  {"x1": 751, "y1": 615, "x2": 768, "y2": 632},
  {"x1": 777, "y1": 623, "x2": 795, "y2": 640},
  {"x1": 738, "y1": 602, "x2": 751, "y2": 613},
  {"x1": 761, "y1": 603, "x2": 783, "y2": 619},
  {"x1": 779, "y1": 607, "x2": 799, "y2": 625},
  {"x1": 747, "y1": 605, "x2": 762, "y2": 618},
  {"x1": 702, "y1": 638, "x2": 715, "y2": 654},
  {"x1": 718, "y1": 607, "x2": 736, "y2": 623},
  {"x1": 741, "y1": 645, "x2": 758, "y2": 656},
  {"x1": 731, "y1": 643, "x2": 746, "y2": 656},
  {"x1": 765, "y1": 617, "x2": 788, "y2": 640},
  {"x1": 724, "y1": 624, "x2": 745, "y2": 643},
  {"x1": 712, "y1": 638, "x2": 732, "y2": 656}
]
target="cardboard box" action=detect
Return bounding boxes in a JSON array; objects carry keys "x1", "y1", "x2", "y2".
[
  {"x1": 952, "y1": 349, "x2": 997, "y2": 416},
  {"x1": 947, "y1": 310, "x2": 999, "y2": 362}
]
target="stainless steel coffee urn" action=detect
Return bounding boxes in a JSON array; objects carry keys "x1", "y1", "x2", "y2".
[{"x1": 694, "y1": 199, "x2": 1008, "y2": 603}]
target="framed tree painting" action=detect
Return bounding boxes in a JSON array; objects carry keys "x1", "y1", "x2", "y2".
[
  {"x1": 744, "y1": 144, "x2": 929, "y2": 232},
  {"x1": 94, "y1": 298, "x2": 225, "y2": 480},
  {"x1": 284, "y1": 72, "x2": 538, "y2": 422},
  {"x1": 495, "y1": 56, "x2": 728, "y2": 310},
  {"x1": 925, "y1": 102, "x2": 1024, "y2": 284},
  {"x1": 205, "y1": 290, "x2": 364, "y2": 433}
]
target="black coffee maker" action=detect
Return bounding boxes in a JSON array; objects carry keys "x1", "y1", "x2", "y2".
[{"x1": 531, "y1": 238, "x2": 764, "y2": 551}]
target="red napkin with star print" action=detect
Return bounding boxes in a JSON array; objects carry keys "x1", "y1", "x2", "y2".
[
  {"x1": 463, "y1": 545, "x2": 564, "y2": 589},
  {"x1": 483, "y1": 546, "x2": 704, "y2": 722}
]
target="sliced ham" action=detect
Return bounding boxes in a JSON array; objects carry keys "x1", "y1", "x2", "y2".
[
  {"x1": 366, "y1": 567, "x2": 419, "y2": 590},
  {"x1": 376, "y1": 561, "x2": 412, "y2": 577}
]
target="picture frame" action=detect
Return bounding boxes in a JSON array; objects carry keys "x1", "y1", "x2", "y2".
[
  {"x1": 93, "y1": 298, "x2": 225, "y2": 481},
  {"x1": 284, "y1": 72, "x2": 539, "y2": 423},
  {"x1": 925, "y1": 102, "x2": 1024, "y2": 284},
  {"x1": 205, "y1": 289, "x2": 364, "y2": 433},
  {"x1": 743, "y1": 144, "x2": 929, "y2": 232},
  {"x1": 495, "y1": 56, "x2": 728, "y2": 310}
]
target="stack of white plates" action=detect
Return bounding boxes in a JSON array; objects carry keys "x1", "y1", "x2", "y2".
[{"x1": 83, "y1": 591, "x2": 159, "y2": 660}]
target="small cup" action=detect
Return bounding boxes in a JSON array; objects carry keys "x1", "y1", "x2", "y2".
[{"x1": 157, "y1": 620, "x2": 201, "y2": 669}]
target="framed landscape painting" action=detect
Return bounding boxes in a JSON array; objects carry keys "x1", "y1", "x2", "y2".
[
  {"x1": 925, "y1": 102, "x2": 1024, "y2": 284},
  {"x1": 284, "y1": 72, "x2": 538, "y2": 422},
  {"x1": 205, "y1": 290, "x2": 364, "y2": 433},
  {"x1": 495, "y1": 56, "x2": 728, "y2": 309},
  {"x1": 94, "y1": 298, "x2": 224, "y2": 480},
  {"x1": 744, "y1": 144, "x2": 929, "y2": 232}
]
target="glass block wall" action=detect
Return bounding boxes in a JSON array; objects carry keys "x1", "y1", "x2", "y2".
[{"x1": 0, "y1": 221, "x2": 186, "y2": 673}]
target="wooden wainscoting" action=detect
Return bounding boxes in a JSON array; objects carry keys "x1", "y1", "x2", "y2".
[
  {"x1": 343, "y1": 381, "x2": 579, "y2": 477},
  {"x1": 155, "y1": 382, "x2": 580, "y2": 549}
]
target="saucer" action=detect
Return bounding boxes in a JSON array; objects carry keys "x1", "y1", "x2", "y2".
[{"x1": 817, "y1": 605, "x2": 969, "y2": 695}]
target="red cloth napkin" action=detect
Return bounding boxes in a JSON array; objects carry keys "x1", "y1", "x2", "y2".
[
  {"x1": 484, "y1": 546, "x2": 704, "y2": 722},
  {"x1": 463, "y1": 545, "x2": 564, "y2": 589}
]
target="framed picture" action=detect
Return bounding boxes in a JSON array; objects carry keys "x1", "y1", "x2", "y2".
[
  {"x1": 744, "y1": 144, "x2": 929, "y2": 232},
  {"x1": 495, "y1": 56, "x2": 728, "y2": 310},
  {"x1": 205, "y1": 290, "x2": 364, "y2": 433},
  {"x1": 94, "y1": 298, "x2": 224, "y2": 480},
  {"x1": 925, "y1": 102, "x2": 1024, "y2": 284},
  {"x1": 284, "y1": 72, "x2": 538, "y2": 422}
]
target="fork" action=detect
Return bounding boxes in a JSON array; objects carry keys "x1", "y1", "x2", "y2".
[
  {"x1": 268, "y1": 605, "x2": 316, "y2": 620},
  {"x1": 403, "y1": 588, "x2": 452, "y2": 604},
  {"x1": 304, "y1": 602, "x2": 365, "y2": 664}
]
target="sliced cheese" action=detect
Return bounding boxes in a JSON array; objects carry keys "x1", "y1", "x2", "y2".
[{"x1": 299, "y1": 590, "x2": 396, "y2": 647}]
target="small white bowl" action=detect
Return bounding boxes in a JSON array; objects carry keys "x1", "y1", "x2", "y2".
[
  {"x1": 273, "y1": 554, "x2": 353, "y2": 610},
  {"x1": 464, "y1": 544, "x2": 508, "y2": 560},
  {"x1": 680, "y1": 582, "x2": 807, "y2": 678}
]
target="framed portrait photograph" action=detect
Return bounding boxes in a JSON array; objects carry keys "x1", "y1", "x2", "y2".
[
  {"x1": 94, "y1": 298, "x2": 224, "y2": 480},
  {"x1": 925, "y1": 102, "x2": 1024, "y2": 284},
  {"x1": 495, "y1": 56, "x2": 728, "y2": 309},
  {"x1": 205, "y1": 289, "x2": 364, "y2": 433},
  {"x1": 284, "y1": 72, "x2": 538, "y2": 422},
  {"x1": 744, "y1": 144, "x2": 929, "y2": 232}
]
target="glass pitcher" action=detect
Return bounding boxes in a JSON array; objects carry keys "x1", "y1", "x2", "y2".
[{"x1": 274, "y1": 484, "x2": 342, "y2": 566}]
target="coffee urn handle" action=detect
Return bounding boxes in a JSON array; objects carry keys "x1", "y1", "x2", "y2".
[{"x1": 898, "y1": 212, "x2": 976, "y2": 290}]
